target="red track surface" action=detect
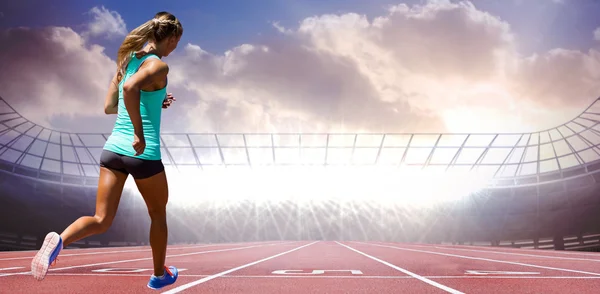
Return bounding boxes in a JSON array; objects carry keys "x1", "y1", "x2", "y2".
[{"x1": 1, "y1": 241, "x2": 600, "y2": 293}]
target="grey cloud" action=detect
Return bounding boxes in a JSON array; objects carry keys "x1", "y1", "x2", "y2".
[
  {"x1": 374, "y1": 2, "x2": 514, "y2": 82},
  {"x1": 168, "y1": 29, "x2": 446, "y2": 133},
  {"x1": 2, "y1": 1, "x2": 600, "y2": 135},
  {"x1": 0, "y1": 27, "x2": 116, "y2": 132}
]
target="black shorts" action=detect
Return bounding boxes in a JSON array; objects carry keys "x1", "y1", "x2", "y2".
[{"x1": 99, "y1": 150, "x2": 164, "y2": 179}]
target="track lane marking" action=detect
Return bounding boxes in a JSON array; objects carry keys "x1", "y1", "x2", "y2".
[
  {"x1": 354, "y1": 242, "x2": 600, "y2": 276},
  {"x1": 0, "y1": 241, "x2": 280, "y2": 261},
  {"x1": 0, "y1": 267, "x2": 24, "y2": 271},
  {"x1": 43, "y1": 273, "x2": 600, "y2": 279},
  {"x1": 390, "y1": 242, "x2": 600, "y2": 258},
  {"x1": 335, "y1": 242, "x2": 464, "y2": 294},
  {"x1": 0, "y1": 244, "x2": 224, "y2": 261},
  {"x1": 428, "y1": 245, "x2": 600, "y2": 262},
  {"x1": 161, "y1": 241, "x2": 318, "y2": 294},
  {"x1": 375, "y1": 242, "x2": 600, "y2": 262},
  {"x1": 0, "y1": 241, "x2": 276, "y2": 255},
  {"x1": 0, "y1": 241, "x2": 297, "y2": 278}
]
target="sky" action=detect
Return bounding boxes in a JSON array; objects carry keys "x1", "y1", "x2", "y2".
[{"x1": 1, "y1": 0, "x2": 600, "y2": 134}]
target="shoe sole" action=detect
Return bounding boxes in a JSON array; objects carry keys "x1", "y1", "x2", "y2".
[{"x1": 31, "y1": 232, "x2": 61, "y2": 281}]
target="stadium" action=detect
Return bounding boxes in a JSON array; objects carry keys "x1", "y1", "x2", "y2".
[{"x1": 2, "y1": 94, "x2": 600, "y2": 293}]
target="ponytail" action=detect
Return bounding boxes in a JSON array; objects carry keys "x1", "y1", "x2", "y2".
[
  {"x1": 114, "y1": 13, "x2": 183, "y2": 84},
  {"x1": 115, "y1": 19, "x2": 155, "y2": 84}
]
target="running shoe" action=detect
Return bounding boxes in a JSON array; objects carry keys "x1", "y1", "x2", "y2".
[
  {"x1": 31, "y1": 232, "x2": 63, "y2": 281},
  {"x1": 147, "y1": 266, "x2": 179, "y2": 290}
]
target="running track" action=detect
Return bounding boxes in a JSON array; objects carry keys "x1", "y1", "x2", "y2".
[{"x1": 1, "y1": 241, "x2": 600, "y2": 293}]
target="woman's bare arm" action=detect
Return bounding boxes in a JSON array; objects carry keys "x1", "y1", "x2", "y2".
[{"x1": 104, "y1": 73, "x2": 120, "y2": 115}]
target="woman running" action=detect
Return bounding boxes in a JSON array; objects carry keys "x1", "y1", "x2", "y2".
[{"x1": 30, "y1": 12, "x2": 183, "y2": 290}]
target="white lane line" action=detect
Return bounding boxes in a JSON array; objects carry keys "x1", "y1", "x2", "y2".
[
  {"x1": 375, "y1": 241, "x2": 600, "y2": 262},
  {"x1": 45, "y1": 273, "x2": 600, "y2": 279},
  {"x1": 0, "y1": 241, "x2": 280, "y2": 261},
  {"x1": 427, "y1": 245, "x2": 600, "y2": 262},
  {"x1": 161, "y1": 241, "x2": 318, "y2": 294},
  {"x1": 0, "y1": 241, "x2": 275, "y2": 256},
  {"x1": 385, "y1": 242, "x2": 600, "y2": 258},
  {"x1": 0, "y1": 245, "x2": 148, "y2": 254},
  {"x1": 354, "y1": 242, "x2": 600, "y2": 276},
  {"x1": 0, "y1": 267, "x2": 24, "y2": 271},
  {"x1": 375, "y1": 242, "x2": 600, "y2": 262},
  {"x1": 335, "y1": 242, "x2": 464, "y2": 294},
  {"x1": 0, "y1": 244, "x2": 221, "y2": 261},
  {"x1": 0, "y1": 243, "x2": 168, "y2": 254},
  {"x1": 0, "y1": 242, "x2": 296, "y2": 278}
]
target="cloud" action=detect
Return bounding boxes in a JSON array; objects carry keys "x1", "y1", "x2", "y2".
[
  {"x1": 82, "y1": 6, "x2": 127, "y2": 40},
  {"x1": 167, "y1": 0, "x2": 600, "y2": 133},
  {"x1": 0, "y1": 26, "x2": 116, "y2": 132},
  {"x1": 0, "y1": 6, "x2": 124, "y2": 132},
  {"x1": 1, "y1": 1, "x2": 600, "y2": 135},
  {"x1": 594, "y1": 27, "x2": 600, "y2": 41}
]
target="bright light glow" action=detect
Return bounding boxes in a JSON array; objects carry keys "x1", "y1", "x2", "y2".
[{"x1": 159, "y1": 165, "x2": 493, "y2": 208}]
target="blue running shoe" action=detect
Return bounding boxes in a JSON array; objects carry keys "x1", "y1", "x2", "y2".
[
  {"x1": 31, "y1": 232, "x2": 63, "y2": 281},
  {"x1": 147, "y1": 266, "x2": 178, "y2": 290}
]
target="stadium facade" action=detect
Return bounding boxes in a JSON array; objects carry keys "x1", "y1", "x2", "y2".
[{"x1": 1, "y1": 97, "x2": 600, "y2": 251}]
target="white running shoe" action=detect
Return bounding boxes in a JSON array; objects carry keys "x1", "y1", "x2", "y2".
[{"x1": 31, "y1": 232, "x2": 63, "y2": 281}]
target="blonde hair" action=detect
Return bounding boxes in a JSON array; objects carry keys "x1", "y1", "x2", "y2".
[{"x1": 115, "y1": 12, "x2": 183, "y2": 84}]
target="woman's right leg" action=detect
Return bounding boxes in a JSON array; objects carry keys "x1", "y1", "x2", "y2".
[
  {"x1": 31, "y1": 165, "x2": 128, "y2": 281},
  {"x1": 59, "y1": 166, "x2": 129, "y2": 247}
]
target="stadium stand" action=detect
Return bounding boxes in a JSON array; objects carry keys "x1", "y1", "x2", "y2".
[{"x1": 1, "y1": 96, "x2": 600, "y2": 251}]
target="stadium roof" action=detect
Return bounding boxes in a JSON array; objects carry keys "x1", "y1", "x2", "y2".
[{"x1": 1, "y1": 96, "x2": 600, "y2": 187}]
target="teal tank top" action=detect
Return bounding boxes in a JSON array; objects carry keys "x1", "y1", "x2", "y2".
[{"x1": 103, "y1": 53, "x2": 166, "y2": 160}]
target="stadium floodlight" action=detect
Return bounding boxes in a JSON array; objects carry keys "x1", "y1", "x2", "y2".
[{"x1": 2, "y1": 96, "x2": 600, "y2": 207}]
